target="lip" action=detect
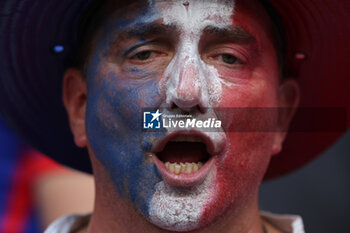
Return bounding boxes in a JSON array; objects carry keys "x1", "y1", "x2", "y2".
[{"x1": 151, "y1": 130, "x2": 224, "y2": 187}]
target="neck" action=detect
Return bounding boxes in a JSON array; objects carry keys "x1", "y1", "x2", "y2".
[{"x1": 87, "y1": 157, "x2": 266, "y2": 233}]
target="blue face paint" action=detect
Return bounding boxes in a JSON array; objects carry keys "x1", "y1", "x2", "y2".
[
  {"x1": 123, "y1": 38, "x2": 148, "y2": 54},
  {"x1": 84, "y1": 1, "x2": 166, "y2": 217}
]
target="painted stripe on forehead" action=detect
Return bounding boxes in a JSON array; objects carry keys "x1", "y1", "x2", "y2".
[{"x1": 153, "y1": 0, "x2": 235, "y2": 31}]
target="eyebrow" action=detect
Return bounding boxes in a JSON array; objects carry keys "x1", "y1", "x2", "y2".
[
  {"x1": 202, "y1": 25, "x2": 255, "y2": 43},
  {"x1": 113, "y1": 24, "x2": 179, "y2": 43},
  {"x1": 110, "y1": 23, "x2": 255, "y2": 51}
]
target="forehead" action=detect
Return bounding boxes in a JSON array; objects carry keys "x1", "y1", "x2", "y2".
[
  {"x1": 100, "y1": 0, "x2": 272, "y2": 36},
  {"x1": 153, "y1": 0, "x2": 234, "y2": 29}
]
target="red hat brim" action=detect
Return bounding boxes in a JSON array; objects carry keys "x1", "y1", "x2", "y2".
[{"x1": 264, "y1": 0, "x2": 350, "y2": 179}]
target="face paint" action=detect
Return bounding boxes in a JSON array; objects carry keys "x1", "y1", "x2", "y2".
[
  {"x1": 149, "y1": 170, "x2": 215, "y2": 231},
  {"x1": 85, "y1": 0, "x2": 281, "y2": 231},
  {"x1": 147, "y1": 1, "x2": 236, "y2": 230},
  {"x1": 85, "y1": 1, "x2": 167, "y2": 218},
  {"x1": 158, "y1": 0, "x2": 235, "y2": 106}
]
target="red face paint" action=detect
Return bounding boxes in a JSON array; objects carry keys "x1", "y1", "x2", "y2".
[{"x1": 199, "y1": 0, "x2": 282, "y2": 227}]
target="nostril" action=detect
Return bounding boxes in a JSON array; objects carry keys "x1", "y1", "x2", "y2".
[{"x1": 170, "y1": 102, "x2": 178, "y2": 110}]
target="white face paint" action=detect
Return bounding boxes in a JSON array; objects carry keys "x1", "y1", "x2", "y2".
[
  {"x1": 149, "y1": 170, "x2": 216, "y2": 231},
  {"x1": 157, "y1": 0, "x2": 236, "y2": 107},
  {"x1": 148, "y1": 0, "x2": 235, "y2": 231}
]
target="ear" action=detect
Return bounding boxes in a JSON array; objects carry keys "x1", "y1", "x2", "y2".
[
  {"x1": 62, "y1": 68, "x2": 87, "y2": 148},
  {"x1": 272, "y1": 78, "x2": 300, "y2": 155}
]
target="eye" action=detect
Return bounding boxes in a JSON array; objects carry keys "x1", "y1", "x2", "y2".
[
  {"x1": 219, "y1": 54, "x2": 238, "y2": 64},
  {"x1": 134, "y1": 51, "x2": 152, "y2": 60}
]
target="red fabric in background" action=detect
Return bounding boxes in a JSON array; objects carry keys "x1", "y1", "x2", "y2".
[{"x1": 0, "y1": 149, "x2": 64, "y2": 233}]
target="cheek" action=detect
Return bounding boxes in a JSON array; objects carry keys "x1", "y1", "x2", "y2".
[
  {"x1": 218, "y1": 75, "x2": 278, "y2": 107},
  {"x1": 222, "y1": 131, "x2": 274, "y2": 195},
  {"x1": 200, "y1": 131, "x2": 274, "y2": 226},
  {"x1": 85, "y1": 69, "x2": 162, "y2": 166},
  {"x1": 215, "y1": 79, "x2": 279, "y2": 133},
  {"x1": 85, "y1": 63, "x2": 166, "y2": 215},
  {"x1": 86, "y1": 62, "x2": 164, "y2": 136},
  {"x1": 199, "y1": 84, "x2": 278, "y2": 225}
]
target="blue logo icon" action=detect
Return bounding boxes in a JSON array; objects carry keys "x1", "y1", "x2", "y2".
[{"x1": 143, "y1": 109, "x2": 162, "y2": 129}]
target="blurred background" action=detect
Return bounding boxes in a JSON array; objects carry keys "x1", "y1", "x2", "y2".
[
  {"x1": 0, "y1": 114, "x2": 349, "y2": 233},
  {"x1": 0, "y1": 116, "x2": 94, "y2": 233},
  {"x1": 260, "y1": 131, "x2": 350, "y2": 233}
]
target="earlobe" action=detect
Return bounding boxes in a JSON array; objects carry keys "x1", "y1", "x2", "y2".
[
  {"x1": 272, "y1": 78, "x2": 300, "y2": 155},
  {"x1": 62, "y1": 68, "x2": 88, "y2": 148}
]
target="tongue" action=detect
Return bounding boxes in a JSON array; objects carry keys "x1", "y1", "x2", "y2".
[{"x1": 157, "y1": 142, "x2": 209, "y2": 163}]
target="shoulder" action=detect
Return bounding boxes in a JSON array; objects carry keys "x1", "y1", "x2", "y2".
[
  {"x1": 261, "y1": 211, "x2": 305, "y2": 233},
  {"x1": 44, "y1": 213, "x2": 91, "y2": 233}
]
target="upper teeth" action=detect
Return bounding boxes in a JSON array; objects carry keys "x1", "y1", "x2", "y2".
[{"x1": 170, "y1": 135, "x2": 203, "y2": 143}]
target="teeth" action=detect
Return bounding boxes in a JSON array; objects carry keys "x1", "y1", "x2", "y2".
[
  {"x1": 174, "y1": 164, "x2": 181, "y2": 174},
  {"x1": 168, "y1": 163, "x2": 175, "y2": 173},
  {"x1": 164, "y1": 162, "x2": 204, "y2": 175},
  {"x1": 192, "y1": 163, "x2": 199, "y2": 172},
  {"x1": 180, "y1": 162, "x2": 186, "y2": 173},
  {"x1": 185, "y1": 163, "x2": 192, "y2": 174},
  {"x1": 170, "y1": 135, "x2": 203, "y2": 143}
]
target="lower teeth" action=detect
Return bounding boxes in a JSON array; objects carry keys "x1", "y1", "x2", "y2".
[{"x1": 164, "y1": 162, "x2": 203, "y2": 175}]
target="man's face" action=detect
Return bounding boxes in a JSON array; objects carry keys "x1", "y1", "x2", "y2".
[{"x1": 84, "y1": 0, "x2": 284, "y2": 231}]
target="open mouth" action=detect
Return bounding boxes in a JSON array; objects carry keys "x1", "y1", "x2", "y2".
[
  {"x1": 156, "y1": 135, "x2": 211, "y2": 175},
  {"x1": 151, "y1": 132, "x2": 217, "y2": 187}
]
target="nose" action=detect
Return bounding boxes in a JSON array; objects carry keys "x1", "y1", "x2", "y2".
[{"x1": 166, "y1": 59, "x2": 206, "y2": 113}]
